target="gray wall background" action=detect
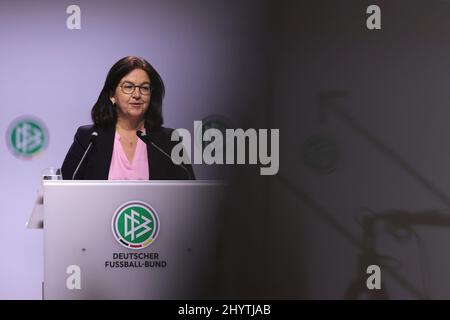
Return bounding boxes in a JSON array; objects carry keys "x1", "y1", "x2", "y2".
[
  {"x1": 264, "y1": 0, "x2": 450, "y2": 299},
  {"x1": 3, "y1": 0, "x2": 450, "y2": 299}
]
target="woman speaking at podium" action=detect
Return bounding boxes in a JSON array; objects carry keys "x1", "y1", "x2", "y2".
[{"x1": 61, "y1": 56, "x2": 194, "y2": 180}]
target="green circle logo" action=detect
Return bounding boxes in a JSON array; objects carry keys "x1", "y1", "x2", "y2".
[
  {"x1": 6, "y1": 116, "x2": 49, "y2": 159},
  {"x1": 112, "y1": 201, "x2": 160, "y2": 250}
]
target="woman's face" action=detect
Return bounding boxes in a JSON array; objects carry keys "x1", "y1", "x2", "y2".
[{"x1": 111, "y1": 68, "x2": 151, "y2": 122}]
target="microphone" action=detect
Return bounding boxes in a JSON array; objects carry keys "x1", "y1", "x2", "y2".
[
  {"x1": 72, "y1": 131, "x2": 98, "y2": 180},
  {"x1": 136, "y1": 130, "x2": 193, "y2": 180}
]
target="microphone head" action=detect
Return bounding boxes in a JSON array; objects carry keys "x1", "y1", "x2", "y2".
[
  {"x1": 136, "y1": 130, "x2": 146, "y2": 137},
  {"x1": 89, "y1": 131, "x2": 99, "y2": 143}
]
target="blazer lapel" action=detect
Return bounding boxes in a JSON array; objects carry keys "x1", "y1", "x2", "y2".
[
  {"x1": 92, "y1": 125, "x2": 115, "y2": 179},
  {"x1": 145, "y1": 125, "x2": 169, "y2": 180}
]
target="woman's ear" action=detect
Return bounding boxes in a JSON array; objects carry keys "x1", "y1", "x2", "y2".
[{"x1": 110, "y1": 97, "x2": 116, "y2": 104}]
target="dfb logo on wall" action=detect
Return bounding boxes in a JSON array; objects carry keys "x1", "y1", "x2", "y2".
[
  {"x1": 6, "y1": 116, "x2": 49, "y2": 159},
  {"x1": 195, "y1": 114, "x2": 234, "y2": 154},
  {"x1": 112, "y1": 201, "x2": 160, "y2": 250}
]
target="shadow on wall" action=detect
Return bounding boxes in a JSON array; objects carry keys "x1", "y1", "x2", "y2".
[{"x1": 265, "y1": 91, "x2": 450, "y2": 299}]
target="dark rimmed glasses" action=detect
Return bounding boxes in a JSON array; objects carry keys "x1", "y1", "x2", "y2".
[{"x1": 119, "y1": 81, "x2": 151, "y2": 95}]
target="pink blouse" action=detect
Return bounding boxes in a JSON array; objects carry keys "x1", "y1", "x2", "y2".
[{"x1": 108, "y1": 132, "x2": 149, "y2": 180}]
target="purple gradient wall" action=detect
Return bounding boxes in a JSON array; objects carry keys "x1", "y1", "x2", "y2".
[{"x1": 0, "y1": 0, "x2": 269, "y2": 299}]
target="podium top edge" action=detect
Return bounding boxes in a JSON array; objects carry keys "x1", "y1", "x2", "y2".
[{"x1": 42, "y1": 180, "x2": 227, "y2": 187}]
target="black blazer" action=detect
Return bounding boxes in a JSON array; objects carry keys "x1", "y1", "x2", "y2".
[{"x1": 61, "y1": 124, "x2": 195, "y2": 180}]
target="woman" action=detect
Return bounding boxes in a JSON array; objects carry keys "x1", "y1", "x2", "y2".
[{"x1": 61, "y1": 56, "x2": 194, "y2": 180}]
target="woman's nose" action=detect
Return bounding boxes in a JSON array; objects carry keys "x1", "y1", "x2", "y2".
[{"x1": 132, "y1": 88, "x2": 141, "y2": 98}]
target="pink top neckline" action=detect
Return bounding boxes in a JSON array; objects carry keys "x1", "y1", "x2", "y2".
[{"x1": 108, "y1": 131, "x2": 149, "y2": 180}]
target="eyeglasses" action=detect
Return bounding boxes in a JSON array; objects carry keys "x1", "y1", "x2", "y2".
[{"x1": 119, "y1": 81, "x2": 151, "y2": 95}]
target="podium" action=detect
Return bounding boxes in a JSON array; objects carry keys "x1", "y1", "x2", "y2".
[{"x1": 29, "y1": 180, "x2": 226, "y2": 300}]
